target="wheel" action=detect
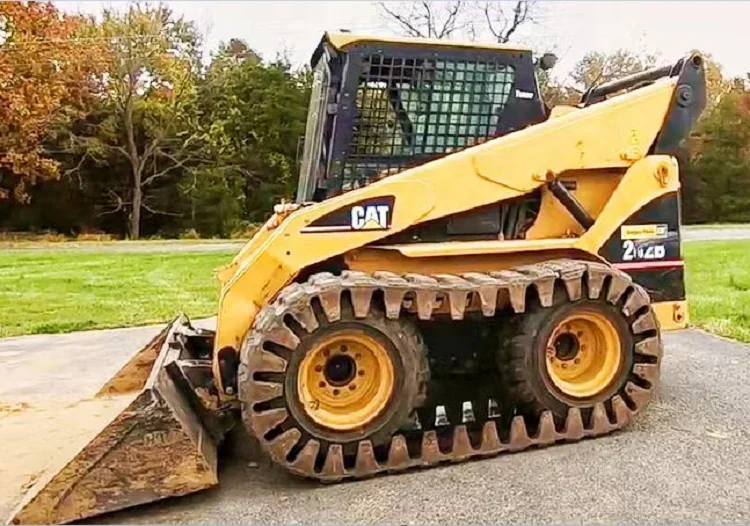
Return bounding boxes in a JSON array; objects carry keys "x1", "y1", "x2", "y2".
[
  {"x1": 507, "y1": 294, "x2": 634, "y2": 419},
  {"x1": 283, "y1": 308, "x2": 427, "y2": 445},
  {"x1": 240, "y1": 291, "x2": 428, "y2": 453}
]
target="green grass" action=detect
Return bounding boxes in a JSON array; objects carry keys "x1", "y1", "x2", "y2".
[
  {"x1": 1, "y1": 241, "x2": 750, "y2": 343},
  {"x1": 0, "y1": 250, "x2": 235, "y2": 337},
  {"x1": 685, "y1": 240, "x2": 750, "y2": 342}
]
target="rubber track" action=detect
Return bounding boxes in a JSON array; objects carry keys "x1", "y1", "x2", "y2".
[{"x1": 238, "y1": 259, "x2": 663, "y2": 481}]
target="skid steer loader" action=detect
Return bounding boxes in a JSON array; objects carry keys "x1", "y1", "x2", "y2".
[{"x1": 9, "y1": 32, "x2": 706, "y2": 524}]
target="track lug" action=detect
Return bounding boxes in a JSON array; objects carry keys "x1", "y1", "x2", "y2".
[
  {"x1": 249, "y1": 407, "x2": 288, "y2": 438},
  {"x1": 535, "y1": 411, "x2": 557, "y2": 445},
  {"x1": 268, "y1": 428, "x2": 301, "y2": 463},
  {"x1": 421, "y1": 431, "x2": 444, "y2": 464},
  {"x1": 289, "y1": 439, "x2": 320, "y2": 474},
  {"x1": 355, "y1": 441, "x2": 380, "y2": 476},
  {"x1": 509, "y1": 416, "x2": 531, "y2": 451},
  {"x1": 452, "y1": 426, "x2": 473, "y2": 460},
  {"x1": 480, "y1": 421, "x2": 502, "y2": 453},
  {"x1": 625, "y1": 381, "x2": 652, "y2": 409},
  {"x1": 386, "y1": 435, "x2": 410, "y2": 470},
  {"x1": 612, "y1": 395, "x2": 632, "y2": 426},
  {"x1": 564, "y1": 408, "x2": 585, "y2": 440},
  {"x1": 589, "y1": 403, "x2": 611, "y2": 436},
  {"x1": 321, "y1": 444, "x2": 346, "y2": 479}
]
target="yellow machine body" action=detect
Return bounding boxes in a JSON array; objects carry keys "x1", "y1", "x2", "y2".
[{"x1": 213, "y1": 75, "x2": 685, "y2": 390}]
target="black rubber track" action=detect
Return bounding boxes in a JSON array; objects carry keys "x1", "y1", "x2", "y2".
[{"x1": 238, "y1": 259, "x2": 662, "y2": 481}]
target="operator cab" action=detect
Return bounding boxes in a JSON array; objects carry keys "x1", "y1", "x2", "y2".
[{"x1": 297, "y1": 32, "x2": 548, "y2": 204}]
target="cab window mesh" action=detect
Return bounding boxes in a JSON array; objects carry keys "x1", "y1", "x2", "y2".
[{"x1": 342, "y1": 55, "x2": 515, "y2": 191}]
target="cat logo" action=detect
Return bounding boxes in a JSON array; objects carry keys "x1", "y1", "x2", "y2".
[
  {"x1": 351, "y1": 204, "x2": 390, "y2": 230},
  {"x1": 300, "y1": 196, "x2": 395, "y2": 233}
]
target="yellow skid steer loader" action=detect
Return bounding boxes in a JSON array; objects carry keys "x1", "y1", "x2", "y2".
[{"x1": 9, "y1": 33, "x2": 706, "y2": 524}]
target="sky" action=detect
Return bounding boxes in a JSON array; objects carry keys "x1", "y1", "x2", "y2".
[{"x1": 65, "y1": 1, "x2": 750, "y2": 82}]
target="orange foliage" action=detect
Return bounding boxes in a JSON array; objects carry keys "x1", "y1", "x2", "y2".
[{"x1": 0, "y1": 1, "x2": 106, "y2": 201}]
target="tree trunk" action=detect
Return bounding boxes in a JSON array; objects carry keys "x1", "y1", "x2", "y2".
[
  {"x1": 130, "y1": 186, "x2": 141, "y2": 239},
  {"x1": 124, "y1": 95, "x2": 142, "y2": 239}
]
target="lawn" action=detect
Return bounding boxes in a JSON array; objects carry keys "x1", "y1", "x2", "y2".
[
  {"x1": 1, "y1": 241, "x2": 749, "y2": 342},
  {"x1": 0, "y1": 249, "x2": 235, "y2": 337},
  {"x1": 684, "y1": 240, "x2": 750, "y2": 342}
]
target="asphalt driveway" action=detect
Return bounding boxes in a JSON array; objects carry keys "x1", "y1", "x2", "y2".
[{"x1": 1, "y1": 324, "x2": 749, "y2": 524}]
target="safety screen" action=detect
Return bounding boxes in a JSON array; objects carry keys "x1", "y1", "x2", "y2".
[{"x1": 342, "y1": 55, "x2": 515, "y2": 191}]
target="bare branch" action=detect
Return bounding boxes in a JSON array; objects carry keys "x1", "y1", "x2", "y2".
[
  {"x1": 503, "y1": 1, "x2": 529, "y2": 43},
  {"x1": 479, "y1": 0, "x2": 535, "y2": 43},
  {"x1": 436, "y1": 2, "x2": 464, "y2": 39},
  {"x1": 141, "y1": 149, "x2": 194, "y2": 186},
  {"x1": 483, "y1": 3, "x2": 503, "y2": 41},
  {"x1": 377, "y1": 2, "x2": 427, "y2": 38},
  {"x1": 142, "y1": 201, "x2": 182, "y2": 216},
  {"x1": 63, "y1": 150, "x2": 93, "y2": 189},
  {"x1": 98, "y1": 189, "x2": 130, "y2": 217},
  {"x1": 137, "y1": 136, "x2": 162, "y2": 177}
]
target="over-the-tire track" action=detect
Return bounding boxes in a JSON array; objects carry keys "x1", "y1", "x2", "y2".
[{"x1": 238, "y1": 258, "x2": 663, "y2": 481}]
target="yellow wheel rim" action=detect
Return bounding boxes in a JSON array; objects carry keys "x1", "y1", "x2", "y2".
[
  {"x1": 545, "y1": 310, "x2": 622, "y2": 399},
  {"x1": 297, "y1": 329, "x2": 395, "y2": 431}
]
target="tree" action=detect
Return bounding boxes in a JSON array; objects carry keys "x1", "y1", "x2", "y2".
[
  {"x1": 376, "y1": 1, "x2": 539, "y2": 43},
  {"x1": 0, "y1": 2, "x2": 104, "y2": 202},
  {"x1": 192, "y1": 42, "x2": 310, "y2": 232},
  {"x1": 683, "y1": 88, "x2": 750, "y2": 223},
  {"x1": 570, "y1": 49, "x2": 657, "y2": 93},
  {"x1": 67, "y1": 3, "x2": 203, "y2": 239},
  {"x1": 696, "y1": 51, "x2": 738, "y2": 110},
  {"x1": 538, "y1": 49, "x2": 658, "y2": 108}
]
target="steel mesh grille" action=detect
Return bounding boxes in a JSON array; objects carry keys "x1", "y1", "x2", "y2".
[{"x1": 342, "y1": 55, "x2": 515, "y2": 191}]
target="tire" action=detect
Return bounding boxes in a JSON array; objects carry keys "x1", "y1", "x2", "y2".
[{"x1": 506, "y1": 291, "x2": 635, "y2": 420}]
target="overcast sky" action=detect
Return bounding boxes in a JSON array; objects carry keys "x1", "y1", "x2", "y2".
[{"x1": 66, "y1": 1, "x2": 750, "y2": 81}]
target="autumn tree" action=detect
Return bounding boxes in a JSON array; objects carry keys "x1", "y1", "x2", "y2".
[
  {"x1": 69, "y1": 3, "x2": 203, "y2": 239},
  {"x1": 0, "y1": 2, "x2": 104, "y2": 202},
  {"x1": 538, "y1": 49, "x2": 658, "y2": 108}
]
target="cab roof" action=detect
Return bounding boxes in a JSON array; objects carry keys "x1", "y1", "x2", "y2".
[{"x1": 312, "y1": 31, "x2": 532, "y2": 66}]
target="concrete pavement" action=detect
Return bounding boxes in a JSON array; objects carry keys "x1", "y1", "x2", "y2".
[
  {"x1": 682, "y1": 226, "x2": 750, "y2": 242},
  {"x1": 2, "y1": 323, "x2": 750, "y2": 524}
]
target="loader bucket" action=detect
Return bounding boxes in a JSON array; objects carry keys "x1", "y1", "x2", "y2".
[{"x1": 8, "y1": 317, "x2": 221, "y2": 525}]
